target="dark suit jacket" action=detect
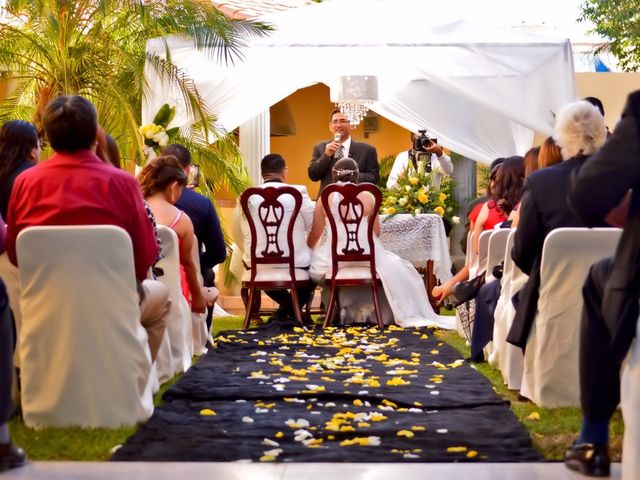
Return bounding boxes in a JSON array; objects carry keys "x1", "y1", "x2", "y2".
[
  {"x1": 507, "y1": 156, "x2": 606, "y2": 348},
  {"x1": 569, "y1": 90, "x2": 640, "y2": 360},
  {"x1": 175, "y1": 188, "x2": 226, "y2": 279},
  {"x1": 308, "y1": 139, "x2": 379, "y2": 194}
]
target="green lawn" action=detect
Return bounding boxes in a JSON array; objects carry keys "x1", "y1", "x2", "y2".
[
  {"x1": 8, "y1": 316, "x2": 623, "y2": 461},
  {"x1": 436, "y1": 330, "x2": 624, "y2": 461}
]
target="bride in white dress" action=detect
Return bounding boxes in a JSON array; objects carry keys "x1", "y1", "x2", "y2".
[{"x1": 307, "y1": 158, "x2": 455, "y2": 330}]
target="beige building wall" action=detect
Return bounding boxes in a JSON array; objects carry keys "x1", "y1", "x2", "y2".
[{"x1": 576, "y1": 72, "x2": 640, "y2": 127}]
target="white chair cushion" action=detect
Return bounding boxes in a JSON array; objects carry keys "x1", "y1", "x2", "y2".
[
  {"x1": 242, "y1": 267, "x2": 310, "y2": 283},
  {"x1": 332, "y1": 266, "x2": 377, "y2": 280}
]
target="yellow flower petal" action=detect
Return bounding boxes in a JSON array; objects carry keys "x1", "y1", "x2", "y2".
[
  {"x1": 527, "y1": 411, "x2": 541, "y2": 421},
  {"x1": 411, "y1": 426, "x2": 426, "y2": 431},
  {"x1": 199, "y1": 408, "x2": 216, "y2": 416},
  {"x1": 467, "y1": 450, "x2": 478, "y2": 458},
  {"x1": 447, "y1": 446, "x2": 468, "y2": 453},
  {"x1": 397, "y1": 430, "x2": 415, "y2": 438}
]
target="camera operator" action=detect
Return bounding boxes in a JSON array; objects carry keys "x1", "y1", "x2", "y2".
[{"x1": 386, "y1": 130, "x2": 453, "y2": 189}]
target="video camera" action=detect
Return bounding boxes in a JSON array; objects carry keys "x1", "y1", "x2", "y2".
[{"x1": 409, "y1": 129, "x2": 433, "y2": 172}]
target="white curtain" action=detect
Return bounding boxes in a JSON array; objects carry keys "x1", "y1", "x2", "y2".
[{"x1": 143, "y1": 0, "x2": 576, "y2": 164}]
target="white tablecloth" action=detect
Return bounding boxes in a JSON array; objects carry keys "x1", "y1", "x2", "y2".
[{"x1": 379, "y1": 213, "x2": 452, "y2": 283}]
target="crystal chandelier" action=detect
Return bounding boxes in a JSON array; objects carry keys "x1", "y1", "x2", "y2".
[{"x1": 330, "y1": 75, "x2": 379, "y2": 126}]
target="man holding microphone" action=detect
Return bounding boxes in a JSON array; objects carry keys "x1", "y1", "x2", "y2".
[{"x1": 308, "y1": 108, "x2": 379, "y2": 194}]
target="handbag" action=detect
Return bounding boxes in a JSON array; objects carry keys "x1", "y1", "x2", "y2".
[{"x1": 449, "y1": 272, "x2": 486, "y2": 307}]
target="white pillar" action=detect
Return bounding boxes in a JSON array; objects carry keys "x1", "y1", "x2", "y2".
[{"x1": 239, "y1": 110, "x2": 270, "y2": 186}]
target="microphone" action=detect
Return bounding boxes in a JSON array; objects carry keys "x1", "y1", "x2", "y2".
[{"x1": 334, "y1": 133, "x2": 341, "y2": 143}]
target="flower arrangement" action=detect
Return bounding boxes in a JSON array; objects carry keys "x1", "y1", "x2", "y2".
[
  {"x1": 381, "y1": 168, "x2": 460, "y2": 226},
  {"x1": 139, "y1": 103, "x2": 179, "y2": 154}
]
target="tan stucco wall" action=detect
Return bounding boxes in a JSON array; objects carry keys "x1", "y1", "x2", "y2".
[
  {"x1": 532, "y1": 72, "x2": 640, "y2": 146},
  {"x1": 576, "y1": 72, "x2": 640, "y2": 127}
]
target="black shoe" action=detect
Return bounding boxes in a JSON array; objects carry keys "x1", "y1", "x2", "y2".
[
  {"x1": 564, "y1": 442, "x2": 610, "y2": 477},
  {"x1": 0, "y1": 442, "x2": 27, "y2": 472}
]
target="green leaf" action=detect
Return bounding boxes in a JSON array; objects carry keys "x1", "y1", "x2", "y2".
[{"x1": 152, "y1": 103, "x2": 174, "y2": 127}]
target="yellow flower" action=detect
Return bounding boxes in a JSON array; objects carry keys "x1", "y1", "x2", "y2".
[
  {"x1": 439, "y1": 192, "x2": 447, "y2": 202},
  {"x1": 386, "y1": 196, "x2": 397, "y2": 205},
  {"x1": 417, "y1": 193, "x2": 429, "y2": 204},
  {"x1": 434, "y1": 206, "x2": 445, "y2": 217},
  {"x1": 199, "y1": 408, "x2": 216, "y2": 416},
  {"x1": 527, "y1": 411, "x2": 541, "y2": 421},
  {"x1": 397, "y1": 430, "x2": 415, "y2": 438},
  {"x1": 384, "y1": 207, "x2": 396, "y2": 215},
  {"x1": 409, "y1": 177, "x2": 419, "y2": 185}
]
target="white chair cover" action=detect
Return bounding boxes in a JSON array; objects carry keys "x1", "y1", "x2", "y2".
[
  {"x1": 521, "y1": 227, "x2": 622, "y2": 407},
  {"x1": 489, "y1": 229, "x2": 525, "y2": 390},
  {"x1": 464, "y1": 231, "x2": 474, "y2": 267},
  {"x1": 474, "y1": 230, "x2": 493, "y2": 279},
  {"x1": 190, "y1": 235, "x2": 209, "y2": 356},
  {"x1": 621, "y1": 310, "x2": 640, "y2": 480},
  {"x1": 0, "y1": 252, "x2": 22, "y2": 367},
  {"x1": 481, "y1": 228, "x2": 511, "y2": 359},
  {"x1": 16, "y1": 226, "x2": 153, "y2": 427},
  {"x1": 156, "y1": 226, "x2": 193, "y2": 375},
  {"x1": 484, "y1": 229, "x2": 510, "y2": 282}
]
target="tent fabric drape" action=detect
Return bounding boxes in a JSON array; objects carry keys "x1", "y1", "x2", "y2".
[{"x1": 143, "y1": 0, "x2": 576, "y2": 164}]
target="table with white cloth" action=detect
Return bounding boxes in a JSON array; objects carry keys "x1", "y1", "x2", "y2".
[{"x1": 379, "y1": 213, "x2": 452, "y2": 310}]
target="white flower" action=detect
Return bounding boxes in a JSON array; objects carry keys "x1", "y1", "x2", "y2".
[
  {"x1": 414, "y1": 208, "x2": 421, "y2": 215},
  {"x1": 157, "y1": 132, "x2": 169, "y2": 146},
  {"x1": 153, "y1": 131, "x2": 169, "y2": 146},
  {"x1": 404, "y1": 185, "x2": 412, "y2": 192},
  {"x1": 452, "y1": 216, "x2": 461, "y2": 224},
  {"x1": 398, "y1": 197, "x2": 408, "y2": 207}
]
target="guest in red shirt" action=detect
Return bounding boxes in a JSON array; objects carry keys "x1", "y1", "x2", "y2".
[{"x1": 6, "y1": 95, "x2": 169, "y2": 360}]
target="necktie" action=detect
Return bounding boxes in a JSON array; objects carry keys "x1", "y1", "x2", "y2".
[{"x1": 335, "y1": 144, "x2": 344, "y2": 160}]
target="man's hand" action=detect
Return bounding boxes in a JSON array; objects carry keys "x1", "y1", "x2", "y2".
[
  {"x1": 324, "y1": 141, "x2": 341, "y2": 157},
  {"x1": 424, "y1": 142, "x2": 443, "y2": 157}
]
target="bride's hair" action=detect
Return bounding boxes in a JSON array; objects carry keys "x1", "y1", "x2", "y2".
[{"x1": 332, "y1": 157, "x2": 359, "y2": 183}]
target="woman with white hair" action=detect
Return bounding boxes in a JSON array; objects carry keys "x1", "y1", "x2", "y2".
[{"x1": 507, "y1": 100, "x2": 611, "y2": 349}]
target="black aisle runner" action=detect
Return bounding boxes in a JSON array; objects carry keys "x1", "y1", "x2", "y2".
[{"x1": 112, "y1": 321, "x2": 541, "y2": 462}]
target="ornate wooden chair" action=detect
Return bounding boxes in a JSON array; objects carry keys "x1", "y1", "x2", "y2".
[
  {"x1": 240, "y1": 186, "x2": 311, "y2": 330},
  {"x1": 320, "y1": 182, "x2": 384, "y2": 329}
]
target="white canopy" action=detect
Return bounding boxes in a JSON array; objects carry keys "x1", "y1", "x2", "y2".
[{"x1": 144, "y1": 0, "x2": 577, "y2": 164}]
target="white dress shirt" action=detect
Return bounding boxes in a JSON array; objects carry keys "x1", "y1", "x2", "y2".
[{"x1": 386, "y1": 150, "x2": 453, "y2": 189}]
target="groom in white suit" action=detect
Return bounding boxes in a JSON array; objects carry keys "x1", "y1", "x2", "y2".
[{"x1": 233, "y1": 154, "x2": 315, "y2": 320}]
